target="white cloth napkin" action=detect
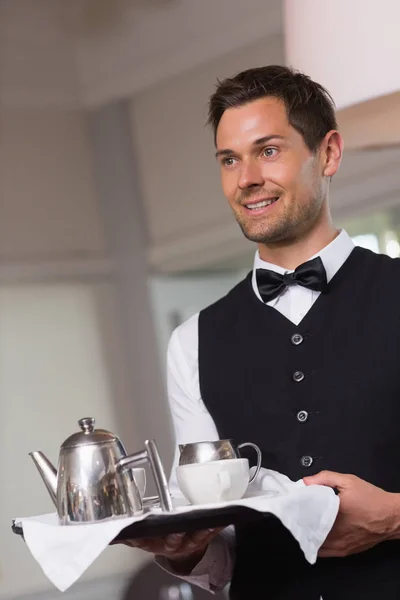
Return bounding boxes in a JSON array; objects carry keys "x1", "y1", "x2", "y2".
[{"x1": 14, "y1": 468, "x2": 339, "y2": 592}]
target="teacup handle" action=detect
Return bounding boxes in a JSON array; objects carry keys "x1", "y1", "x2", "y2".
[{"x1": 237, "y1": 442, "x2": 262, "y2": 484}]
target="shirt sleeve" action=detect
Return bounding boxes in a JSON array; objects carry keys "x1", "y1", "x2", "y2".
[
  {"x1": 155, "y1": 314, "x2": 235, "y2": 593},
  {"x1": 155, "y1": 526, "x2": 235, "y2": 594}
]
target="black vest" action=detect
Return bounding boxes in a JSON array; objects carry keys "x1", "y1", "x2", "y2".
[{"x1": 198, "y1": 247, "x2": 400, "y2": 600}]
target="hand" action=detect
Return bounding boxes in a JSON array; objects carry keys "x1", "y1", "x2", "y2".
[
  {"x1": 303, "y1": 471, "x2": 399, "y2": 558},
  {"x1": 110, "y1": 528, "x2": 224, "y2": 573}
]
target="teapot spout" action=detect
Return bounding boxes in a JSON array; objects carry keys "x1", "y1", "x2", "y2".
[{"x1": 29, "y1": 451, "x2": 57, "y2": 506}]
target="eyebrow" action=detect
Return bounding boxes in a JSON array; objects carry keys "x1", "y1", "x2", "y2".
[{"x1": 215, "y1": 135, "x2": 286, "y2": 158}]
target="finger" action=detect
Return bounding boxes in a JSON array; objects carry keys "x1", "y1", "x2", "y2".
[
  {"x1": 183, "y1": 529, "x2": 214, "y2": 549},
  {"x1": 303, "y1": 470, "x2": 350, "y2": 491},
  {"x1": 319, "y1": 540, "x2": 377, "y2": 558},
  {"x1": 188, "y1": 527, "x2": 226, "y2": 551},
  {"x1": 318, "y1": 548, "x2": 347, "y2": 558},
  {"x1": 109, "y1": 538, "x2": 141, "y2": 547},
  {"x1": 191, "y1": 527, "x2": 225, "y2": 539},
  {"x1": 110, "y1": 535, "x2": 147, "y2": 545},
  {"x1": 164, "y1": 533, "x2": 186, "y2": 552},
  {"x1": 191, "y1": 528, "x2": 219, "y2": 542}
]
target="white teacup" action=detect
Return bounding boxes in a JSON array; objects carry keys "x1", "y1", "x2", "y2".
[
  {"x1": 131, "y1": 467, "x2": 146, "y2": 499},
  {"x1": 176, "y1": 458, "x2": 250, "y2": 505}
]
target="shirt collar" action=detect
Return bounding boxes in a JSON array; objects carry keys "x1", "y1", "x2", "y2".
[{"x1": 251, "y1": 229, "x2": 355, "y2": 302}]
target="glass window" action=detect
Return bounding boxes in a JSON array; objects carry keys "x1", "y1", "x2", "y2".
[{"x1": 338, "y1": 204, "x2": 400, "y2": 257}]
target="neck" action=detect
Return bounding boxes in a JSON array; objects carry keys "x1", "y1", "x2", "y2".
[{"x1": 257, "y1": 215, "x2": 339, "y2": 270}]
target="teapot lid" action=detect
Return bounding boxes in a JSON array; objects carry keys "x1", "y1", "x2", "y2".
[{"x1": 61, "y1": 417, "x2": 118, "y2": 449}]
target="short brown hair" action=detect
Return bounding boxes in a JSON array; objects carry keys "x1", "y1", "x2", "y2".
[{"x1": 207, "y1": 65, "x2": 337, "y2": 152}]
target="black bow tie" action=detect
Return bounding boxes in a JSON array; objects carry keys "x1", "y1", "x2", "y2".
[{"x1": 256, "y1": 256, "x2": 328, "y2": 304}]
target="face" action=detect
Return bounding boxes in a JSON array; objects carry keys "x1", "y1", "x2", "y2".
[{"x1": 215, "y1": 97, "x2": 339, "y2": 245}]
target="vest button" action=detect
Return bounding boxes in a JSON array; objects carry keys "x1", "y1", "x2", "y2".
[
  {"x1": 293, "y1": 370, "x2": 305, "y2": 382},
  {"x1": 291, "y1": 333, "x2": 303, "y2": 346},
  {"x1": 297, "y1": 410, "x2": 309, "y2": 423},
  {"x1": 300, "y1": 455, "x2": 313, "y2": 468}
]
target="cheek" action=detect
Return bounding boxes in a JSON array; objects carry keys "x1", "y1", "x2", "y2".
[
  {"x1": 261, "y1": 161, "x2": 297, "y2": 192},
  {"x1": 221, "y1": 171, "x2": 237, "y2": 202},
  {"x1": 299, "y1": 157, "x2": 320, "y2": 188},
  {"x1": 277, "y1": 160, "x2": 318, "y2": 203}
]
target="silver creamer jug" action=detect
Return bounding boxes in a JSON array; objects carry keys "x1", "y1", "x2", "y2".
[{"x1": 178, "y1": 439, "x2": 262, "y2": 483}]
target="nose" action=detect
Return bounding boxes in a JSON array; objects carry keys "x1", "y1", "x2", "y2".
[{"x1": 238, "y1": 160, "x2": 264, "y2": 190}]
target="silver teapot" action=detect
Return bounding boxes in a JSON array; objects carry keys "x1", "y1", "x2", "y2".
[
  {"x1": 30, "y1": 417, "x2": 172, "y2": 525},
  {"x1": 178, "y1": 439, "x2": 262, "y2": 483}
]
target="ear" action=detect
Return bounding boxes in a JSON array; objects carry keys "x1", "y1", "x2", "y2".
[{"x1": 321, "y1": 130, "x2": 344, "y2": 178}]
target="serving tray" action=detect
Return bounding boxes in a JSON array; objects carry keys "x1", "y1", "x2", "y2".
[{"x1": 12, "y1": 503, "x2": 271, "y2": 542}]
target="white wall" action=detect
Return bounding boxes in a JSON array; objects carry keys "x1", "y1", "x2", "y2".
[
  {"x1": 0, "y1": 282, "x2": 149, "y2": 598},
  {"x1": 284, "y1": 0, "x2": 400, "y2": 110},
  {"x1": 0, "y1": 108, "x2": 147, "y2": 599},
  {"x1": 0, "y1": 108, "x2": 105, "y2": 261}
]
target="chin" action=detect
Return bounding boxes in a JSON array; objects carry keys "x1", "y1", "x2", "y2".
[{"x1": 241, "y1": 225, "x2": 289, "y2": 245}]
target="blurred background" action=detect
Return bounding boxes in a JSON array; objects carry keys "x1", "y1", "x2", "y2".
[{"x1": 0, "y1": 0, "x2": 399, "y2": 598}]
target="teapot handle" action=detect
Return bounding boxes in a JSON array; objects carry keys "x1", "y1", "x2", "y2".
[
  {"x1": 237, "y1": 442, "x2": 262, "y2": 484},
  {"x1": 145, "y1": 439, "x2": 173, "y2": 512},
  {"x1": 116, "y1": 439, "x2": 173, "y2": 512}
]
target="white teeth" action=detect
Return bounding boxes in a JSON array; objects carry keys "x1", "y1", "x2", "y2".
[{"x1": 246, "y1": 198, "x2": 277, "y2": 209}]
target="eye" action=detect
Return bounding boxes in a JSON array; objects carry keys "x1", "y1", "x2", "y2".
[
  {"x1": 222, "y1": 157, "x2": 237, "y2": 167},
  {"x1": 262, "y1": 147, "x2": 278, "y2": 158}
]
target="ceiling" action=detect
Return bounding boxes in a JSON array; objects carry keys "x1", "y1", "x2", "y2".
[{"x1": 0, "y1": 0, "x2": 283, "y2": 108}]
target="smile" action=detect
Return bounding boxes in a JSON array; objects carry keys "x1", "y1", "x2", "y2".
[{"x1": 245, "y1": 197, "x2": 279, "y2": 210}]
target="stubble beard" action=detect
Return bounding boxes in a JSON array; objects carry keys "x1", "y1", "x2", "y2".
[{"x1": 234, "y1": 193, "x2": 325, "y2": 246}]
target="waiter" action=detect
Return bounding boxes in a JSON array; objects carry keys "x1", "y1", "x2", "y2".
[{"x1": 120, "y1": 65, "x2": 400, "y2": 599}]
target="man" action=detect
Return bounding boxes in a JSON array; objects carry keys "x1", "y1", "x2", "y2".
[{"x1": 120, "y1": 66, "x2": 400, "y2": 598}]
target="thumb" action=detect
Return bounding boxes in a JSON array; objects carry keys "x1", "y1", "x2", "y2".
[{"x1": 303, "y1": 470, "x2": 348, "y2": 491}]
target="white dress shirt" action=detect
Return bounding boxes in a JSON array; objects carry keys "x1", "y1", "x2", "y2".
[{"x1": 158, "y1": 230, "x2": 355, "y2": 594}]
